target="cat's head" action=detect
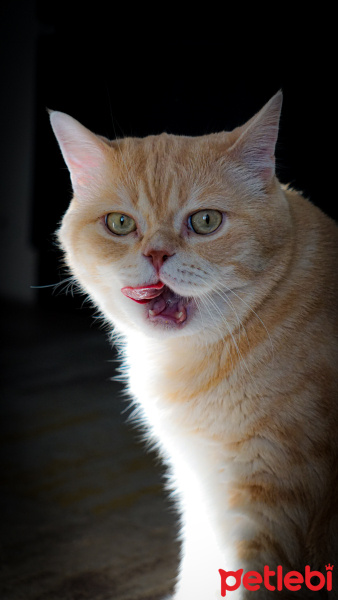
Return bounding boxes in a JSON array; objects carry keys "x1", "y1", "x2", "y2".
[{"x1": 51, "y1": 91, "x2": 292, "y2": 341}]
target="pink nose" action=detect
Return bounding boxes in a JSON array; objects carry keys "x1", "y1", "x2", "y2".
[{"x1": 144, "y1": 249, "x2": 174, "y2": 272}]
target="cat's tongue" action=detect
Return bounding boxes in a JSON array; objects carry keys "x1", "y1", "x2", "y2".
[
  {"x1": 121, "y1": 282, "x2": 165, "y2": 304},
  {"x1": 121, "y1": 282, "x2": 188, "y2": 324}
]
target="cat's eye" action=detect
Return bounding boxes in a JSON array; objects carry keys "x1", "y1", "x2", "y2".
[
  {"x1": 188, "y1": 210, "x2": 222, "y2": 235},
  {"x1": 105, "y1": 212, "x2": 137, "y2": 235}
]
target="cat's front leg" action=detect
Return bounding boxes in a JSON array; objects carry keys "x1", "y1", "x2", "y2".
[
  {"x1": 167, "y1": 510, "x2": 244, "y2": 600},
  {"x1": 164, "y1": 517, "x2": 316, "y2": 600}
]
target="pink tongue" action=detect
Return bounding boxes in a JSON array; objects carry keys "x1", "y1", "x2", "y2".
[{"x1": 121, "y1": 282, "x2": 165, "y2": 303}]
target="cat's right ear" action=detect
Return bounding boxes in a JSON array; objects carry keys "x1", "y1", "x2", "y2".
[{"x1": 49, "y1": 111, "x2": 108, "y2": 198}]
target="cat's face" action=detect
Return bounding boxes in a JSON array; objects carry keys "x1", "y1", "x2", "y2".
[{"x1": 52, "y1": 92, "x2": 291, "y2": 341}]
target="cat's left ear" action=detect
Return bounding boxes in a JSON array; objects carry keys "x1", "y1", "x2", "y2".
[
  {"x1": 226, "y1": 91, "x2": 283, "y2": 186},
  {"x1": 49, "y1": 111, "x2": 109, "y2": 198}
]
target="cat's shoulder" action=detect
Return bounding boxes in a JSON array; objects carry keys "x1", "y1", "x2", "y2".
[{"x1": 283, "y1": 185, "x2": 338, "y2": 243}]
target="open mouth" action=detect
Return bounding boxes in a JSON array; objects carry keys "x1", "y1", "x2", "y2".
[{"x1": 121, "y1": 281, "x2": 191, "y2": 326}]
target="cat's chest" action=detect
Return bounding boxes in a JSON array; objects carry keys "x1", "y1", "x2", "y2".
[{"x1": 125, "y1": 335, "x2": 253, "y2": 451}]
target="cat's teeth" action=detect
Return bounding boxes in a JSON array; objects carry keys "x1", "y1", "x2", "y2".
[
  {"x1": 149, "y1": 297, "x2": 166, "y2": 316},
  {"x1": 174, "y1": 308, "x2": 187, "y2": 323},
  {"x1": 148, "y1": 297, "x2": 187, "y2": 323}
]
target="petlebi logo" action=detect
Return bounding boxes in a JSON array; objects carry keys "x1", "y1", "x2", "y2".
[{"x1": 218, "y1": 564, "x2": 334, "y2": 596}]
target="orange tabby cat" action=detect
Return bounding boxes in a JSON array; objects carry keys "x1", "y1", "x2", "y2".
[{"x1": 50, "y1": 92, "x2": 338, "y2": 599}]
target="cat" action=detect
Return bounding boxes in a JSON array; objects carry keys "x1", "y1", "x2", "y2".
[{"x1": 50, "y1": 91, "x2": 338, "y2": 599}]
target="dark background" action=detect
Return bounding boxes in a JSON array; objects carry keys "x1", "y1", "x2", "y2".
[{"x1": 1, "y1": 1, "x2": 336, "y2": 309}]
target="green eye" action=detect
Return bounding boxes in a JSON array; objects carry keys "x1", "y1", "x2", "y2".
[
  {"x1": 105, "y1": 212, "x2": 136, "y2": 235},
  {"x1": 189, "y1": 210, "x2": 222, "y2": 234}
]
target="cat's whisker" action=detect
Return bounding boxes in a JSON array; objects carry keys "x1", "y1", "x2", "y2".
[
  {"x1": 194, "y1": 298, "x2": 209, "y2": 349},
  {"x1": 186, "y1": 245, "x2": 273, "y2": 360},
  {"x1": 31, "y1": 276, "x2": 78, "y2": 297},
  {"x1": 212, "y1": 286, "x2": 251, "y2": 351},
  {"x1": 203, "y1": 292, "x2": 250, "y2": 387},
  {"x1": 210, "y1": 286, "x2": 256, "y2": 377},
  {"x1": 195, "y1": 261, "x2": 274, "y2": 363},
  {"x1": 201, "y1": 290, "x2": 252, "y2": 380},
  {"x1": 182, "y1": 250, "x2": 252, "y2": 366},
  {"x1": 220, "y1": 282, "x2": 274, "y2": 363},
  {"x1": 197, "y1": 294, "x2": 236, "y2": 374},
  {"x1": 196, "y1": 294, "x2": 228, "y2": 353}
]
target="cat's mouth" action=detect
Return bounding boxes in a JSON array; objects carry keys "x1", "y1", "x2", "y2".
[{"x1": 121, "y1": 282, "x2": 191, "y2": 326}]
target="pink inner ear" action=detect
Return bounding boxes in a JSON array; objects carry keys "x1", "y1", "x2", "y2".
[
  {"x1": 50, "y1": 111, "x2": 107, "y2": 194},
  {"x1": 67, "y1": 152, "x2": 103, "y2": 189},
  {"x1": 67, "y1": 146, "x2": 105, "y2": 193},
  {"x1": 67, "y1": 150, "x2": 102, "y2": 171}
]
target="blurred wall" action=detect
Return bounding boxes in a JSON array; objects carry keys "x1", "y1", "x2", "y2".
[{"x1": 0, "y1": 1, "x2": 38, "y2": 302}]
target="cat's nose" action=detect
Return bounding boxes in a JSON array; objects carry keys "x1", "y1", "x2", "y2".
[{"x1": 143, "y1": 249, "x2": 175, "y2": 273}]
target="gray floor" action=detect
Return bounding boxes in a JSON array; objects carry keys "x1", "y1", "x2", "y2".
[{"x1": 0, "y1": 301, "x2": 178, "y2": 599}]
